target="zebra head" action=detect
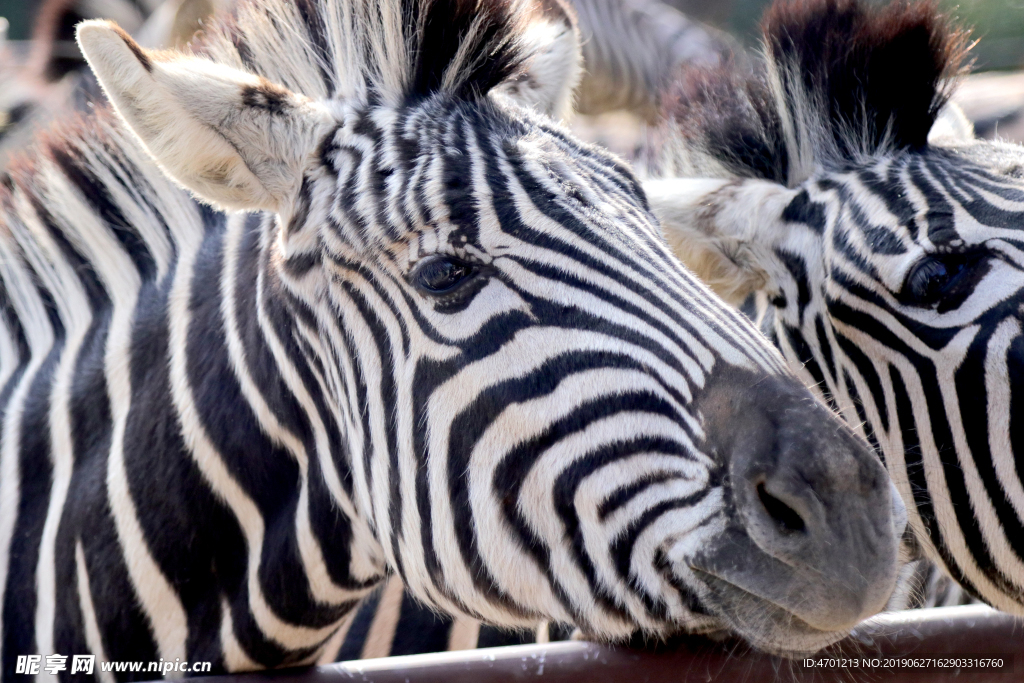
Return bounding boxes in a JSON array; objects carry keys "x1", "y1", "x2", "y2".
[
  {"x1": 75, "y1": 0, "x2": 901, "y2": 655},
  {"x1": 646, "y1": 0, "x2": 1024, "y2": 613}
]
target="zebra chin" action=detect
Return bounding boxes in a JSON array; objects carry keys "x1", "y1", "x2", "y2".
[{"x1": 659, "y1": 366, "x2": 906, "y2": 656}]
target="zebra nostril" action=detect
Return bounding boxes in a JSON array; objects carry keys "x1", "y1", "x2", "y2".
[{"x1": 756, "y1": 481, "x2": 806, "y2": 534}]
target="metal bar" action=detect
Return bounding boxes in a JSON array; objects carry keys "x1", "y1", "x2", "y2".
[{"x1": 192, "y1": 606, "x2": 1023, "y2": 683}]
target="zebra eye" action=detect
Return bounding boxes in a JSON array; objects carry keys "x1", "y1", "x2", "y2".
[
  {"x1": 903, "y1": 256, "x2": 967, "y2": 306},
  {"x1": 413, "y1": 256, "x2": 476, "y2": 296}
]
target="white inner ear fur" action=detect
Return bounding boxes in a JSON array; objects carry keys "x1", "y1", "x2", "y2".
[
  {"x1": 928, "y1": 102, "x2": 975, "y2": 147},
  {"x1": 643, "y1": 177, "x2": 796, "y2": 306},
  {"x1": 492, "y1": 7, "x2": 582, "y2": 121},
  {"x1": 77, "y1": 20, "x2": 333, "y2": 213}
]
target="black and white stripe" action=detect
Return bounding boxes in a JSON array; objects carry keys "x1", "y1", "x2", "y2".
[
  {"x1": 646, "y1": 0, "x2": 1024, "y2": 618},
  {"x1": 0, "y1": 0, "x2": 904, "y2": 677}
]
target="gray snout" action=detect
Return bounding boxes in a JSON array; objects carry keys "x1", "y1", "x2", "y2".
[{"x1": 690, "y1": 368, "x2": 901, "y2": 646}]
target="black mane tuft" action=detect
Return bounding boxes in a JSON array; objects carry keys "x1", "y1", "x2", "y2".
[
  {"x1": 408, "y1": 0, "x2": 528, "y2": 100},
  {"x1": 207, "y1": 0, "x2": 536, "y2": 106},
  {"x1": 657, "y1": 0, "x2": 972, "y2": 184},
  {"x1": 765, "y1": 0, "x2": 971, "y2": 154}
]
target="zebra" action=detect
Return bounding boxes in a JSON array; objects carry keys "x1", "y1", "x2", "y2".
[
  {"x1": 572, "y1": 0, "x2": 739, "y2": 121},
  {"x1": 25, "y1": 0, "x2": 222, "y2": 81},
  {"x1": 643, "y1": 0, "x2": 1024, "y2": 616},
  {"x1": 0, "y1": 0, "x2": 905, "y2": 675}
]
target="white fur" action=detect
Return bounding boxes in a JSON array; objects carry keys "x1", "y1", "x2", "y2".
[
  {"x1": 77, "y1": 21, "x2": 334, "y2": 212},
  {"x1": 643, "y1": 177, "x2": 797, "y2": 305},
  {"x1": 493, "y1": 5, "x2": 582, "y2": 121}
]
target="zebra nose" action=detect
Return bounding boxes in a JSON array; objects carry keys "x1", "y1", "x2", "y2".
[
  {"x1": 688, "y1": 368, "x2": 900, "y2": 641},
  {"x1": 730, "y1": 394, "x2": 889, "y2": 570},
  {"x1": 732, "y1": 443, "x2": 828, "y2": 563},
  {"x1": 699, "y1": 371, "x2": 900, "y2": 630},
  {"x1": 752, "y1": 477, "x2": 809, "y2": 537}
]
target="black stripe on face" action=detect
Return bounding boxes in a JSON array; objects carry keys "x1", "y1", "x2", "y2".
[
  {"x1": 954, "y1": 322, "x2": 1024, "y2": 596},
  {"x1": 440, "y1": 114, "x2": 480, "y2": 246},
  {"x1": 551, "y1": 435, "x2": 704, "y2": 623},
  {"x1": 247, "y1": 222, "x2": 371, "y2": 592},
  {"x1": 813, "y1": 316, "x2": 837, "y2": 384},
  {"x1": 887, "y1": 362, "x2": 982, "y2": 601},
  {"x1": 834, "y1": 330, "x2": 888, "y2": 435},
  {"x1": 844, "y1": 368, "x2": 882, "y2": 459},
  {"x1": 483, "y1": 141, "x2": 764, "y2": 373},
  {"x1": 506, "y1": 257, "x2": 708, "y2": 385},
  {"x1": 274, "y1": 287, "x2": 360, "y2": 506},
  {"x1": 829, "y1": 271, "x2": 962, "y2": 351},
  {"x1": 831, "y1": 219, "x2": 883, "y2": 282},
  {"x1": 782, "y1": 189, "x2": 827, "y2": 233},
  {"x1": 932, "y1": 151, "x2": 1024, "y2": 203},
  {"x1": 329, "y1": 277, "x2": 403, "y2": 581},
  {"x1": 919, "y1": 155, "x2": 1024, "y2": 245},
  {"x1": 608, "y1": 490, "x2": 711, "y2": 621},
  {"x1": 831, "y1": 290, "x2": 1009, "y2": 604},
  {"x1": 775, "y1": 250, "x2": 813, "y2": 325},
  {"x1": 857, "y1": 164, "x2": 919, "y2": 240},
  {"x1": 445, "y1": 351, "x2": 695, "y2": 624},
  {"x1": 849, "y1": 202, "x2": 907, "y2": 255},
  {"x1": 780, "y1": 323, "x2": 837, "y2": 414},
  {"x1": 597, "y1": 471, "x2": 696, "y2": 522}
]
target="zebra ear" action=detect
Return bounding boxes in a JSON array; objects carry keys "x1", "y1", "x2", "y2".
[
  {"x1": 643, "y1": 177, "x2": 794, "y2": 305},
  {"x1": 76, "y1": 20, "x2": 333, "y2": 213},
  {"x1": 493, "y1": 0, "x2": 582, "y2": 120}
]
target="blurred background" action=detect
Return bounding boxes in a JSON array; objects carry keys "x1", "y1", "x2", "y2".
[
  {"x1": 3, "y1": 0, "x2": 1023, "y2": 70},
  {"x1": 3, "y1": 0, "x2": 1024, "y2": 159}
]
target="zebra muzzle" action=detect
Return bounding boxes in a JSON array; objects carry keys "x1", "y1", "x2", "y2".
[{"x1": 683, "y1": 368, "x2": 903, "y2": 653}]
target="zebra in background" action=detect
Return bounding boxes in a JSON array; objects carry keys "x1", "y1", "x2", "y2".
[
  {"x1": 0, "y1": 0, "x2": 218, "y2": 169},
  {"x1": 572, "y1": 0, "x2": 739, "y2": 121},
  {"x1": 0, "y1": 0, "x2": 904, "y2": 675},
  {"x1": 27, "y1": 0, "x2": 230, "y2": 81},
  {"x1": 644, "y1": 0, "x2": 1024, "y2": 615}
]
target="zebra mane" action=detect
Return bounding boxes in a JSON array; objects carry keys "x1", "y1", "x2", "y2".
[
  {"x1": 657, "y1": 0, "x2": 971, "y2": 186},
  {"x1": 197, "y1": 0, "x2": 543, "y2": 106}
]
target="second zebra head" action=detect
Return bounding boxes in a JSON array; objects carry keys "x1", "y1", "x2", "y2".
[
  {"x1": 645, "y1": 0, "x2": 1024, "y2": 614},
  {"x1": 77, "y1": 0, "x2": 903, "y2": 656}
]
